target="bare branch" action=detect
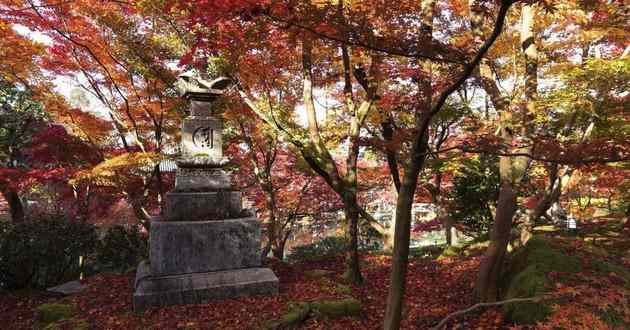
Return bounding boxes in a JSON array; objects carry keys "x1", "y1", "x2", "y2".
[{"x1": 431, "y1": 296, "x2": 545, "y2": 330}]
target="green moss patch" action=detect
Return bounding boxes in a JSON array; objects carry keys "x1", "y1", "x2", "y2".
[
  {"x1": 43, "y1": 318, "x2": 89, "y2": 330},
  {"x1": 503, "y1": 236, "x2": 582, "y2": 324},
  {"x1": 278, "y1": 302, "x2": 310, "y2": 328},
  {"x1": 303, "y1": 269, "x2": 334, "y2": 279},
  {"x1": 35, "y1": 303, "x2": 74, "y2": 328},
  {"x1": 311, "y1": 298, "x2": 361, "y2": 318},
  {"x1": 589, "y1": 259, "x2": 630, "y2": 287},
  {"x1": 262, "y1": 298, "x2": 362, "y2": 329},
  {"x1": 334, "y1": 284, "x2": 353, "y2": 295},
  {"x1": 598, "y1": 307, "x2": 626, "y2": 328},
  {"x1": 437, "y1": 246, "x2": 462, "y2": 260},
  {"x1": 504, "y1": 265, "x2": 553, "y2": 323}
]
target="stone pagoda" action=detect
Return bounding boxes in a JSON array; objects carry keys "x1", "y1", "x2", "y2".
[{"x1": 133, "y1": 71, "x2": 279, "y2": 311}]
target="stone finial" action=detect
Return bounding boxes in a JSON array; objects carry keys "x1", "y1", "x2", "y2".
[{"x1": 176, "y1": 70, "x2": 232, "y2": 102}]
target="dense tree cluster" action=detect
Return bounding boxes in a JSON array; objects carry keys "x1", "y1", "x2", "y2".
[{"x1": 0, "y1": 0, "x2": 627, "y2": 328}]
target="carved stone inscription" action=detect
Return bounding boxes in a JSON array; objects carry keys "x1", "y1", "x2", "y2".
[
  {"x1": 182, "y1": 118, "x2": 222, "y2": 159},
  {"x1": 193, "y1": 127, "x2": 214, "y2": 149}
]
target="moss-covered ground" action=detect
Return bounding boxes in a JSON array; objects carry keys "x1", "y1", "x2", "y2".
[{"x1": 500, "y1": 217, "x2": 630, "y2": 328}]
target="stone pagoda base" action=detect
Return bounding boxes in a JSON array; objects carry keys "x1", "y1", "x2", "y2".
[
  {"x1": 133, "y1": 262, "x2": 278, "y2": 311},
  {"x1": 132, "y1": 218, "x2": 279, "y2": 311}
]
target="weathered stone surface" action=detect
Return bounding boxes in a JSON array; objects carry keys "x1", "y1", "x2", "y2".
[
  {"x1": 150, "y1": 218, "x2": 261, "y2": 276},
  {"x1": 164, "y1": 191, "x2": 242, "y2": 221},
  {"x1": 133, "y1": 261, "x2": 279, "y2": 311},
  {"x1": 173, "y1": 168, "x2": 232, "y2": 192},
  {"x1": 133, "y1": 74, "x2": 279, "y2": 311},
  {"x1": 47, "y1": 280, "x2": 87, "y2": 295},
  {"x1": 181, "y1": 117, "x2": 223, "y2": 159}
]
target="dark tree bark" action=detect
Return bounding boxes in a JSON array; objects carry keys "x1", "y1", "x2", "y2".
[
  {"x1": 475, "y1": 182, "x2": 517, "y2": 301},
  {"x1": 383, "y1": 2, "x2": 515, "y2": 328},
  {"x1": 1, "y1": 188, "x2": 24, "y2": 223}
]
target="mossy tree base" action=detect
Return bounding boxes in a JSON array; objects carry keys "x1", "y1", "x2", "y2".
[{"x1": 503, "y1": 236, "x2": 582, "y2": 324}]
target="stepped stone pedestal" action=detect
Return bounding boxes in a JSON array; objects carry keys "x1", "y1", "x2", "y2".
[{"x1": 133, "y1": 74, "x2": 278, "y2": 311}]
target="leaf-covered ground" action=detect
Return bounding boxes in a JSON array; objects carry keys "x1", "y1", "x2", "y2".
[
  {"x1": 2, "y1": 254, "x2": 506, "y2": 329},
  {"x1": 2, "y1": 220, "x2": 628, "y2": 330}
]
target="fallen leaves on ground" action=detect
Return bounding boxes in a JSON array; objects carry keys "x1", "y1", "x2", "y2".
[{"x1": 0, "y1": 255, "x2": 504, "y2": 329}]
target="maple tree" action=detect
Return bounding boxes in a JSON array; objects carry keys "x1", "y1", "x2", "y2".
[
  {"x1": 472, "y1": 0, "x2": 629, "y2": 302},
  {"x1": 225, "y1": 105, "x2": 344, "y2": 260},
  {"x1": 0, "y1": 0, "x2": 628, "y2": 328},
  {"x1": 1, "y1": 0, "x2": 186, "y2": 225}
]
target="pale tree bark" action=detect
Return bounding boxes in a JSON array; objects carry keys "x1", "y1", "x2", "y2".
[
  {"x1": 476, "y1": 3, "x2": 537, "y2": 302},
  {"x1": 517, "y1": 4, "x2": 538, "y2": 244}
]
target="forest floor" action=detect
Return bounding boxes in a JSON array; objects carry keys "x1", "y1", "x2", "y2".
[{"x1": 1, "y1": 218, "x2": 628, "y2": 330}]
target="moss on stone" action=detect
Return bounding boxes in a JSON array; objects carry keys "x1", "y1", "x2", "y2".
[
  {"x1": 504, "y1": 265, "x2": 553, "y2": 323},
  {"x1": 515, "y1": 237, "x2": 582, "y2": 274},
  {"x1": 303, "y1": 269, "x2": 334, "y2": 279},
  {"x1": 280, "y1": 303, "x2": 310, "y2": 325},
  {"x1": 35, "y1": 303, "x2": 74, "y2": 328},
  {"x1": 263, "y1": 302, "x2": 310, "y2": 329},
  {"x1": 262, "y1": 298, "x2": 362, "y2": 329},
  {"x1": 311, "y1": 298, "x2": 361, "y2": 319},
  {"x1": 503, "y1": 236, "x2": 582, "y2": 324},
  {"x1": 43, "y1": 318, "x2": 88, "y2": 330}
]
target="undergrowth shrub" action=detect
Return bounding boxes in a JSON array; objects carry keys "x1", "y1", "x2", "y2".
[
  {"x1": 0, "y1": 215, "x2": 98, "y2": 289},
  {"x1": 287, "y1": 236, "x2": 348, "y2": 262},
  {"x1": 95, "y1": 225, "x2": 147, "y2": 273},
  {"x1": 288, "y1": 234, "x2": 383, "y2": 263}
]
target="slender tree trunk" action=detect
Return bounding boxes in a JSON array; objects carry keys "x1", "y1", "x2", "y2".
[
  {"x1": 382, "y1": 115, "x2": 400, "y2": 251},
  {"x1": 476, "y1": 4, "x2": 537, "y2": 302},
  {"x1": 476, "y1": 182, "x2": 517, "y2": 301},
  {"x1": 155, "y1": 163, "x2": 164, "y2": 214},
  {"x1": 383, "y1": 113, "x2": 431, "y2": 329},
  {"x1": 273, "y1": 237, "x2": 286, "y2": 260},
  {"x1": 382, "y1": 1, "x2": 515, "y2": 326},
  {"x1": 384, "y1": 193, "x2": 397, "y2": 251},
  {"x1": 517, "y1": 4, "x2": 538, "y2": 244},
  {"x1": 343, "y1": 194, "x2": 362, "y2": 283},
  {"x1": 445, "y1": 217, "x2": 454, "y2": 246},
  {"x1": 1, "y1": 188, "x2": 24, "y2": 223}
]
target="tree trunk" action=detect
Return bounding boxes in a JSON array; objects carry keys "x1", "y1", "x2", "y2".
[
  {"x1": 475, "y1": 182, "x2": 517, "y2": 301},
  {"x1": 384, "y1": 206, "x2": 396, "y2": 251},
  {"x1": 273, "y1": 235, "x2": 287, "y2": 260},
  {"x1": 476, "y1": 4, "x2": 537, "y2": 302},
  {"x1": 445, "y1": 216, "x2": 454, "y2": 246},
  {"x1": 261, "y1": 239, "x2": 272, "y2": 261},
  {"x1": 516, "y1": 4, "x2": 538, "y2": 245},
  {"x1": 383, "y1": 179, "x2": 420, "y2": 329},
  {"x1": 343, "y1": 197, "x2": 362, "y2": 284},
  {"x1": 383, "y1": 114, "x2": 431, "y2": 329},
  {"x1": 2, "y1": 188, "x2": 24, "y2": 223}
]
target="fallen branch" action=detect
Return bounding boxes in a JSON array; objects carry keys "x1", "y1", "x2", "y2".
[{"x1": 430, "y1": 296, "x2": 544, "y2": 330}]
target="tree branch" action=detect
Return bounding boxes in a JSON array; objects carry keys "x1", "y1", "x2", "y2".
[{"x1": 431, "y1": 296, "x2": 544, "y2": 330}]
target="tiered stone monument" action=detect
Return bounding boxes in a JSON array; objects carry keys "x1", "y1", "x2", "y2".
[{"x1": 133, "y1": 71, "x2": 279, "y2": 311}]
